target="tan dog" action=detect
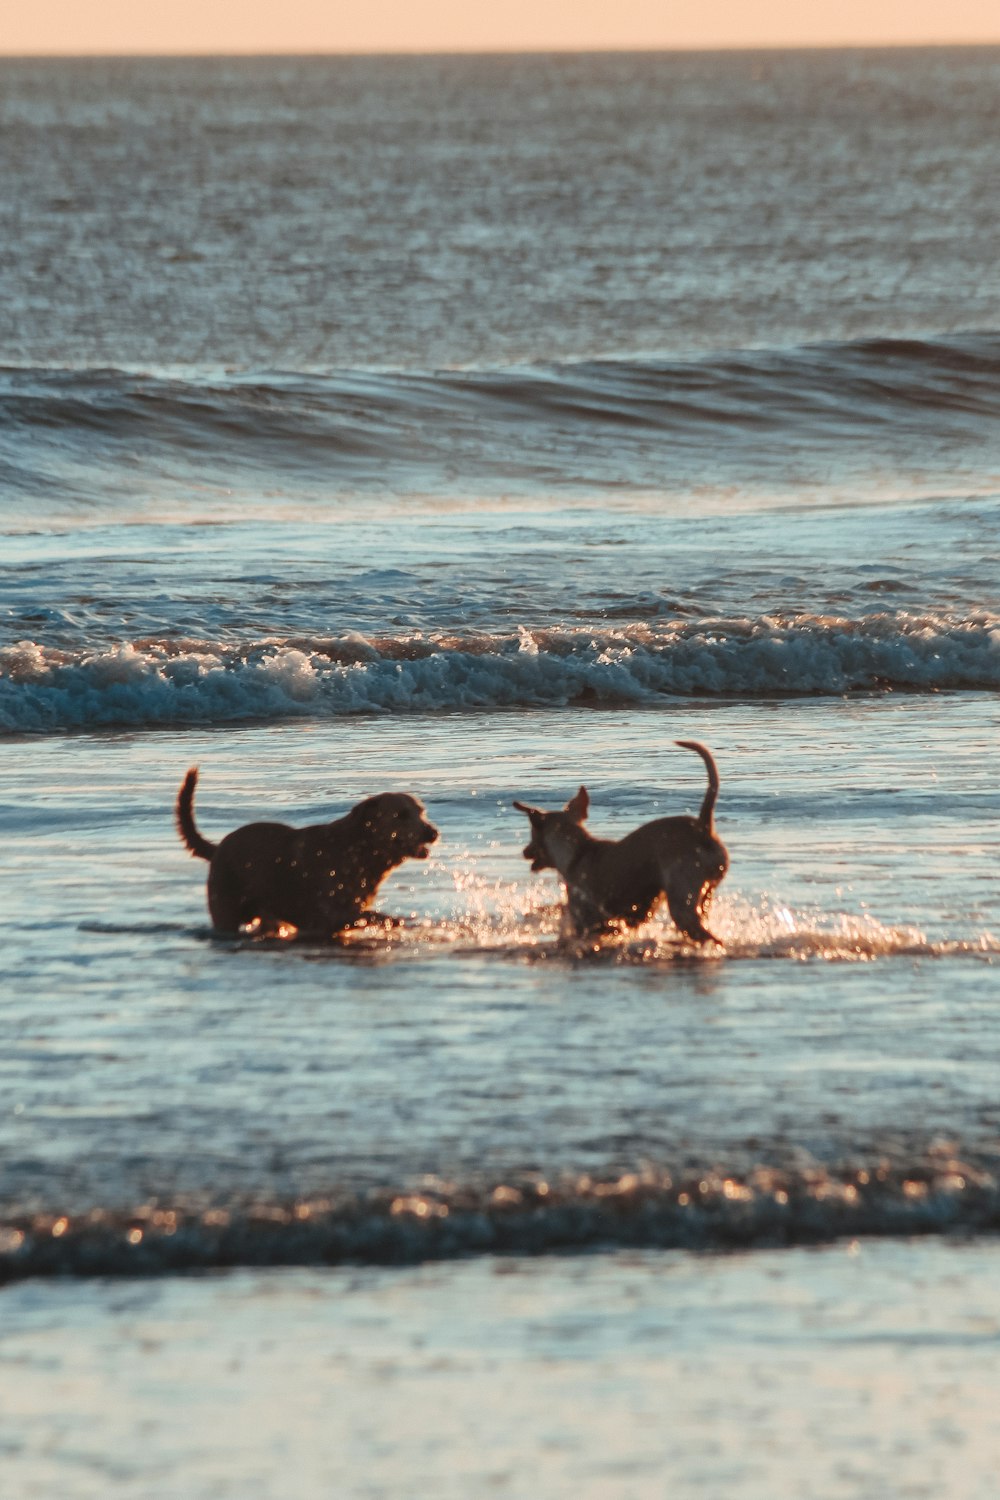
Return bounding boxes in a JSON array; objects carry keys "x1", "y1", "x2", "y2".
[
  {"x1": 176, "y1": 769, "x2": 438, "y2": 938},
  {"x1": 514, "y1": 740, "x2": 728, "y2": 945}
]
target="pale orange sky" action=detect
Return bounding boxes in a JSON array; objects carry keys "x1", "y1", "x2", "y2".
[{"x1": 4, "y1": 0, "x2": 1000, "y2": 55}]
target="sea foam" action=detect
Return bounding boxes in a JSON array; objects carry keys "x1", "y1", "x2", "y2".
[{"x1": 2, "y1": 612, "x2": 998, "y2": 732}]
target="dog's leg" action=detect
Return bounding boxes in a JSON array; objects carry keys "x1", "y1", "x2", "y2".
[
  {"x1": 665, "y1": 878, "x2": 721, "y2": 946},
  {"x1": 240, "y1": 914, "x2": 299, "y2": 940},
  {"x1": 564, "y1": 885, "x2": 607, "y2": 938},
  {"x1": 207, "y1": 854, "x2": 278, "y2": 935}
]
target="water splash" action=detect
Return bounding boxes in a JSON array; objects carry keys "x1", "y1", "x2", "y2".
[{"x1": 226, "y1": 887, "x2": 999, "y2": 968}]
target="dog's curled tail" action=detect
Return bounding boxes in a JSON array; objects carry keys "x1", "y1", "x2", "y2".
[
  {"x1": 175, "y1": 768, "x2": 217, "y2": 862},
  {"x1": 675, "y1": 740, "x2": 721, "y2": 833}
]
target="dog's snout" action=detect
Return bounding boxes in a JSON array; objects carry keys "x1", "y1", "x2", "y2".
[
  {"x1": 422, "y1": 821, "x2": 439, "y2": 844},
  {"x1": 522, "y1": 839, "x2": 548, "y2": 872}
]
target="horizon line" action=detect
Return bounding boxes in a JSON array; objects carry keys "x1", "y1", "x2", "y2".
[{"x1": 4, "y1": 39, "x2": 1000, "y2": 61}]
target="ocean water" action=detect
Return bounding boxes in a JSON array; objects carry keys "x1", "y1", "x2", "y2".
[{"x1": 1, "y1": 47, "x2": 1000, "y2": 1496}]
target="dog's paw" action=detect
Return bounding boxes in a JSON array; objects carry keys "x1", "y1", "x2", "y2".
[
  {"x1": 239, "y1": 915, "x2": 299, "y2": 941},
  {"x1": 350, "y1": 911, "x2": 403, "y2": 930}
]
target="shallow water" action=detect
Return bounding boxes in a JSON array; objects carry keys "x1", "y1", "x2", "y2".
[
  {"x1": 1, "y1": 697, "x2": 998, "y2": 1242},
  {"x1": 5, "y1": 1243, "x2": 1000, "y2": 1499}
]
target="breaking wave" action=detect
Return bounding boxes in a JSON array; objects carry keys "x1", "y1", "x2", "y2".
[
  {"x1": 4, "y1": 1146, "x2": 1000, "y2": 1282},
  {"x1": 2, "y1": 612, "x2": 998, "y2": 732}
]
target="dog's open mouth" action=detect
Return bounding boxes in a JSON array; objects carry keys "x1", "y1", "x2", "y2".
[{"x1": 412, "y1": 827, "x2": 439, "y2": 859}]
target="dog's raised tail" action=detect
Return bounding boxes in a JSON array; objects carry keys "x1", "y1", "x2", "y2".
[
  {"x1": 675, "y1": 740, "x2": 720, "y2": 832},
  {"x1": 175, "y1": 768, "x2": 217, "y2": 862}
]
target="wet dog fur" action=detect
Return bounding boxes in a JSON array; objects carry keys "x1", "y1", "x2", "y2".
[
  {"x1": 176, "y1": 769, "x2": 438, "y2": 938},
  {"x1": 514, "y1": 740, "x2": 728, "y2": 945}
]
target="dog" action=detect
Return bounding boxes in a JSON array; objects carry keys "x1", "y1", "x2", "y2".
[
  {"x1": 513, "y1": 740, "x2": 728, "y2": 945},
  {"x1": 175, "y1": 769, "x2": 438, "y2": 938}
]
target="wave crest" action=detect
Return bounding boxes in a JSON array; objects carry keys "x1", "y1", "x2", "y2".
[
  {"x1": 3, "y1": 1147, "x2": 999, "y2": 1282},
  {"x1": 3, "y1": 612, "x2": 998, "y2": 732},
  {"x1": 3, "y1": 332, "x2": 1000, "y2": 497}
]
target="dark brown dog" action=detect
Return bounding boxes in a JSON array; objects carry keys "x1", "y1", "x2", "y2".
[
  {"x1": 514, "y1": 740, "x2": 728, "y2": 945},
  {"x1": 176, "y1": 769, "x2": 438, "y2": 938}
]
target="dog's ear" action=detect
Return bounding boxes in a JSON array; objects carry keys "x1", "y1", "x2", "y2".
[
  {"x1": 513, "y1": 800, "x2": 541, "y2": 823},
  {"x1": 564, "y1": 786, "x2": 589, "y2": 822}
]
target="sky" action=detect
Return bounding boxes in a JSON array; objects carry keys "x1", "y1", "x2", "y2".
[{"x1": 4, "y1": 0, "x2": 1000, "y2": 55}]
